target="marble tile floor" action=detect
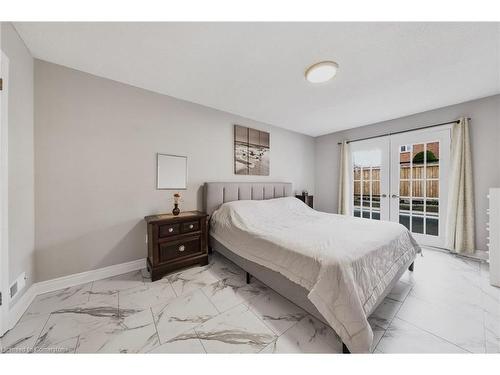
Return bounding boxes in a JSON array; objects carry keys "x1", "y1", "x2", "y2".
[{"x1": 1, "y1": 247, "x2": 499, "y2": 354}]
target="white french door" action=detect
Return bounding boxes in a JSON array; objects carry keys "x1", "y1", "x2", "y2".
[
  {"x1": 350, "y1": 137, "x2": 390, "y2": 221},
  {"x1": 390, "y1": 129, "x2": 450, "y2": 247},
  {"x1": 350, "y1": 127, "x2": 451, "y2": 247}
]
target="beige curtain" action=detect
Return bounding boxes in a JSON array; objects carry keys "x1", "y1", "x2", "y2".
[
  {"x1": 337, "y1": 141, "x2": 351, "y2": 215},
  {"x1": 445, "y1": 117, "x2": 475, "y2": 253}
]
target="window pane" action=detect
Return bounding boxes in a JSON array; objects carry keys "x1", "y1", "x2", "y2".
[
  {"x1": 372, "y1": 168, "x2": 380, "y2": 180},
  {"x1": 412, "y1": 165, "x2": 424, "y2": 179},
  {"x1": 372, "y1": 196, "x2": 380, "y2": 208},
  {"x1": 400, "y1": 147, "x2": 411, "y2": 165},
  {"x1": 354, "y1": 181, "x2": 361, "y2": 196},
  {"x1": 353, "y1": 196, "x2": 361, "y2": 207},
  {"x1": 426, "y1": 180, "x2": 439, "y2": 198},
  {"x1": 363, "y1": 180, "x2": 370, "y2": 196},
  {"x1": 425, "y1": 199, "x2": 439, "y2": 215},
  {"x1": 412, "y1": 216, "x2": 424, "y2": 234},
  {"x1": 412, "y1": 199, "x2": 424, "y2": 213},
  {"x1": 371, "y1": 180, "x2": 380, "y2": 197},
  {"x1": 400, "y1": 181, "x2": 410, "y2": 197},
  {"x1": 362, "y1": 211, "x2": 370, "y2": 219},
  {"x1": 399, "y1": 198, "x2": 410, "y2": 213},
  {"x1": 362, "y1": 196, "x2": 371, "y2": 207},
  {"x1": 412, "y1": 143, "x2": 425, "y2": 166},
  {"x1": 372, "y1": 212, "x2": 380, "y2": 220},
  {"x1": 362, "y1": 169, "x2": 370, "y2": 181},
  {"x1": 399, "y1": 214, "x2": 410, "y2": 230},
  {"x1": 426, "y1": 217, "x2": 439, "y2": 236},
  {"x1": 426, "y1": 164, "x2": 439, "y2": 178},
  {"x1": 400, "y1": 166, "x2": 410, "y2": 180},
  {"x1": 353, "y1": 167, "x2": 361, "y2": 180},
  {"x1": 354, "y1": 208, "x2": 361, "y2": 217},
  {"x1": 412, "y1": 180, "x2": 424, "y2": 197},
  {"x1": 426, "y1": 141, "x2": 439, "y2": 160}
]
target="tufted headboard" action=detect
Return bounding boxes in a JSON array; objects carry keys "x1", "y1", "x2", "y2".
[{"x1": 204, "y1": 182, "x2": 293, "y2": 216}]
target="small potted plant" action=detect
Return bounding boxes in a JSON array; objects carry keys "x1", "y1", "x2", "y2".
[{"x1": 172, "y1": 193, "x2": 181, "y2": 216}]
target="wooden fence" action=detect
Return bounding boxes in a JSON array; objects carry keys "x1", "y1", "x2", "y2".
[{"x1": 353, "y1": 164, "x2": 439, "y2": 198}]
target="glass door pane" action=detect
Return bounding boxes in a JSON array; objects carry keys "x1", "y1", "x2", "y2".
[
  {"x1": 390, "y1": 130, "x2": 450, "y2": 247},
  {"x1": 350, "y1": 137, "x2": 390, "y2": 221}
]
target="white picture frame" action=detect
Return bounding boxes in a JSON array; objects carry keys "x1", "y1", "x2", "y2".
[{"x1": 157, "y1": 153, "x2": 188, "y2": 190}]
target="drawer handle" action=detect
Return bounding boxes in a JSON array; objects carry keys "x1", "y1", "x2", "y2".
[
  {"x1": 168, "y1": 227, "x2": 174, "y2": 233},
  {"x1": 179, "y1": 245, "x2": 185, "y2": 252},
  {"x1": 189, "y1": 224, "x2": 194, "y2": 229}
]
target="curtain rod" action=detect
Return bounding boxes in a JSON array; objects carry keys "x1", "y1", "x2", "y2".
[{"x1": 336, "y1": 118, "x2": 471, "y2": 145}]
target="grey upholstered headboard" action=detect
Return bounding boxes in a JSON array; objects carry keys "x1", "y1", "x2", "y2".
[{"x1": 204, "y1": 182, "x2": 293, "y2": 216}]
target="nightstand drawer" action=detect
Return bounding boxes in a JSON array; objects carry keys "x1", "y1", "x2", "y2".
[
  {"x1": 181, "y1": 221, "x2": 199, "y2": 234},
  {"x1": 159, "y1": 223, "x2": 180, "y2": 238},
  {"x1": 145, "y1": 210, "x2": 208, "y2": 281},
  {"x1": 159, "y1": 236, "x2": 201, "y2": 263}
]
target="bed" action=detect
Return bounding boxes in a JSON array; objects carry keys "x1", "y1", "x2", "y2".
[{"x1": 204, "y1": 182, "x2": 420, "y2": 353}]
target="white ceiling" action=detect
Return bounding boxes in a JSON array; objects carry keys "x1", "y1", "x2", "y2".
[{"x1": 14, "y1": 22, "x2": 500, "y2": 136}]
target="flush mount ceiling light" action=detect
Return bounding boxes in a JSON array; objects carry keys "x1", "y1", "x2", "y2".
[{"x1": 305, "y1": 61, "x2": 339, "y2": 84}]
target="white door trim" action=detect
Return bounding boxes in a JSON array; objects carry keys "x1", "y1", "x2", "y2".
[{"x1": 0, "y1": 50, "x2": 10, "y2": 336}]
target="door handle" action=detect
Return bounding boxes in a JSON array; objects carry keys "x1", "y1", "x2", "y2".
[
  {"x1": 381, "y1": 194, "x2": 387, "y2": 198},
  {"x1": 391, "y1": 194, "x2": 399, "y2": 198}
]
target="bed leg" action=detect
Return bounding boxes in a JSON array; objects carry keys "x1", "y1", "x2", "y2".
[
  {"x1": 408, "y1": 262, "x2": 414, "y2": 272},
  {"x1": 342, "y1": 342, "x2": 351, "y2": 354},
  {"x1": 246, "y1": 272, "x2": 251, "y2": 284}
]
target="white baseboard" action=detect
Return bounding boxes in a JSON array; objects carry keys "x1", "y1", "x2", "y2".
[
  {"x1": 5, "y1": 258, "x2": 146, "y2": 332},
  {"x1": 7, "y1": 285, "x2": 37, "y2": 330},
  {"x1": 35, "y1": 258, "x2": 146, "y2": 296}
]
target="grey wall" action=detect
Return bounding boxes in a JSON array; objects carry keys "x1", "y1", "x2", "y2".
[
  {"x1": 315, "y1": 94, "x2": 500, "y2": 251},
  {"x1": 34, "y1": 60, "x2": 315, "y2": 282},
  {"x1": 1, "y1": 23, "x2": 35, "y2": 303}
]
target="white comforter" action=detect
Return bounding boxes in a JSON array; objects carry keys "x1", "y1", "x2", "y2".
[{"x1": 210, "y1": 197, "x2": 420, "y2": 353}]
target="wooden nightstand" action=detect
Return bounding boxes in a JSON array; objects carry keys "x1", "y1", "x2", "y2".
[
  {"x1": 144, "y1": 211, "x2": 209, "y2": 281},
  {"x1": 296, "y1": 194, "x2": 314, "y2": 208}
]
